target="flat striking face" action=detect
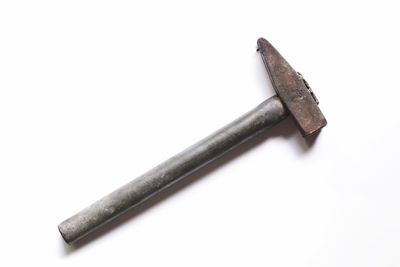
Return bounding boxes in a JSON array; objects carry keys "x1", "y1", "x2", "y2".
[{"x1": 257, "y1": 38, "x2": 327, "y2": 137}]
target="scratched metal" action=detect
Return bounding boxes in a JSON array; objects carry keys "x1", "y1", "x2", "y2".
[
  {"x1": 58, "y1": 96, "x2": 288, "y2": 244},
  {"x1": 257, "y1": 38, "x2": 327, "y2": 136},
  {"x1": 59, "y1": 38, "x2": 327, "y2": 244}
]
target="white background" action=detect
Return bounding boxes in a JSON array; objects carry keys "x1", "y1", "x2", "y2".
[{"x1": 0, "y1": 1, "x2": 399, "y2": 266}]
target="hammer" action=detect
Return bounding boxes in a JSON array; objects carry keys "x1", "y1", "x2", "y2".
[{"x1": 58, "y1": 38, "x2": 327, "y2": 244}]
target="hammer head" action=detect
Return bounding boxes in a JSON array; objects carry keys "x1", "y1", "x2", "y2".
[{"x1": 257, "y1": 38, "x2": 327, "y2": 137}]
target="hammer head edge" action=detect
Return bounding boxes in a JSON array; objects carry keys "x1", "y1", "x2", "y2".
[{"x1": 257, "y1": 37, "x2": 327, "y2": 137}]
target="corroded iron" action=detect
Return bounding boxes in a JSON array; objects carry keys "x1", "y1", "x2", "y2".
[
  {"x1": 58, "y1": 38, "x2": 327, "y2": 244},
  {"x1": 257, "y1": 38, "x2": 327, "y2": 136}
]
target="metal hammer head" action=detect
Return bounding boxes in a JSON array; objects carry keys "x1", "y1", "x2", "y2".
[{"x1": 257, "y1": 38, "x2": 327, "y2": 137}]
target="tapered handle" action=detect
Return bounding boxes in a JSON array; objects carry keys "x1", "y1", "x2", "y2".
[{"x1": 58, "y1": 95, "x2": 288, "y2": 244}]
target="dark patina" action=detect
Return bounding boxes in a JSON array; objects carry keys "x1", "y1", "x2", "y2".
[
  {"x1": 58, "y1": 38, "x2": 327, "y2": 244},
  {"x1": 257, "y1": 38, "x2": 327, "y2": 136}
]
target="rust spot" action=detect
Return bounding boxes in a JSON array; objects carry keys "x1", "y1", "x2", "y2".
[{"x1": 257, "y1": 38, "x2": 327, "y2": 137}]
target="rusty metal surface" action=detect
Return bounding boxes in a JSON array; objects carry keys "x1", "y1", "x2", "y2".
[
  {"x1": 257, "y1": 38, "x2": 327, "y2": 136},
  {"x1": 58, "y1": 38, "x2": 327, "y2": 244}
]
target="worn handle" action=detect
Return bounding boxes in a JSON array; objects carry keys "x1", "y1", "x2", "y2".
[{"x1": 58, "y1": 95, "x2": 288, "y2": 244}]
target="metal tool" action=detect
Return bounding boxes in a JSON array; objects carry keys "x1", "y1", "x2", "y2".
[{"x1": 58, "y1": 38, "x2": 327, "y2": 244}]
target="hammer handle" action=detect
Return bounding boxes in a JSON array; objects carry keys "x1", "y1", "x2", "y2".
[{"x1": 58, "y1": 95, "x2": 288, "y2": 244}]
